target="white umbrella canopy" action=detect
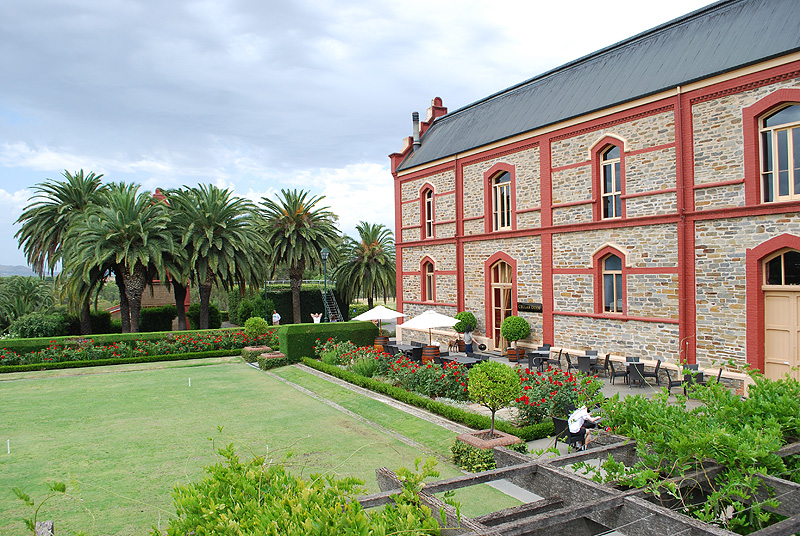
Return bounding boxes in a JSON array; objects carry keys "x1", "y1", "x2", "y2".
[
  {"x1": 352, "y1": 305, "x2": 405, "y2": 335},
  {"x1": 400, "y1": 310, "x2": 459, "y2": 345}
]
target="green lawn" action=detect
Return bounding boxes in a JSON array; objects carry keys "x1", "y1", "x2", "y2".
[{"x1": 0, "y1": 358, "x2": 519, "y2": 535}]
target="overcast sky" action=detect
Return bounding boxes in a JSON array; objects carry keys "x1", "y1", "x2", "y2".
[{"x1": 0, "y1": 0, "x2": 715, "y2": 269}]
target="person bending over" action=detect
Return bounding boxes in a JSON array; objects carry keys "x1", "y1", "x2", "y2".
[{"x1": 567, "y1": 405, "x2": 601, "y2": 449}]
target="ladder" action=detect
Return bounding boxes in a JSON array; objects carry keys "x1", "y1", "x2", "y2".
[{"x1": 321, "y1": 290, "x2": 343, "y2": 322}]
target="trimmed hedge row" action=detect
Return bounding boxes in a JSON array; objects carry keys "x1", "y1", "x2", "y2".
[
  {"x1": 0, "y1": 327, "x2": 244, "y2": 355},
  {"x1": 0, "y1": 349, "x2": 241, "y2": 373},
  {"x1": 278, "y1": 321, "x2": 378, "y2": 362},
  {"x1": 257, "y1": 354, "x2": 294, "y2": 371},
  {"x1": 300, "y1": 357, "x2": 554, "y2": 441}
]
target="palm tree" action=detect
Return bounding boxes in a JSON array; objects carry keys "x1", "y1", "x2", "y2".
[
  {"x1": 166, "y1": 185, "x2": 267, "y2": 329},
  {"x1": 334, "y1": 222, "x2": 396, "y2": 309},
  {"x1": 0, "y1": 277, "x2": 56, "y2": 329},
  {"x1": 14, "y1": 170, "x2": 106, "y2": 334},
  {"x1": 260, "y1": 189, "x2": 339, "y2": 324},
  {"x1": 65, "y1": 183, "x2": 173, "y2": 332}
]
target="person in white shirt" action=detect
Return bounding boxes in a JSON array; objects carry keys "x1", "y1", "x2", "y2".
[
  {"x1": 567, "y1": 405, "x2": 601, "y2": 449},
  {"x1": 272, "y1": 310, "x2": 281, "y2": 326}
]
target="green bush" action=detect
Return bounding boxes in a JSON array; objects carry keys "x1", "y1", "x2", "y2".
[
  {"x1": 157, "y1": 443, "x2": 442, "y2": 536},
  {"x1": 453, "y1": 311, "x2": 477, "y2": 334},
  {"x1": 139, "y1": 305, "x2": 177, "y2": 332},
  {"x1": 62, "y1": 310, "x2": 115, "y2": 335},
  {"x1": 451, "y1": 439, "x2": 528, "y2": 472},
  {"x1": 257, "y1": 353, "x2": 291, "y2": 370},
  {"x1": 279, "y1": 321, "x2": 377, "y2": 362},
  {"x1": 350, "y1": 303, "x2": 369, "y2": 318},
  {"x1": 186, "y1": 303, "x2": 221, "y2": 329},
  {"x1": 514, "y1": 367, "x2": 604, "y2": 424},
  {"x1": 244, "y1": 316, "x2": 270, "y2": 339},
  {"x1": 8, "y1": 312, "x2": 67, "y2": 338},
  {"x1": 351, "y1": 356, "x2": 379, "y2": 378},
  {"x1": 500, "y1": 315, "x2": 530, "y2": 345}
]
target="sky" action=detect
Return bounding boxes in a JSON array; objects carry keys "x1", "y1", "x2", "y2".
[{"x1": 0, "y1": 0, "x2": 716, "y2": 269}]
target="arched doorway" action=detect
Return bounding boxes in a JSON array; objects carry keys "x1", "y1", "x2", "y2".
[
  {"x1": 490, "y1": 260, "x2": 513, "y2": 351},
  {"x1": 763, "y1": 248, "x2": 800, "y2": 380}
]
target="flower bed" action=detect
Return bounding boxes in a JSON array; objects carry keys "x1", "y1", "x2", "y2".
[
  {"x1": 0, "y1": 329, "x2": 278, "y2": 370},
  {"x1": 513, "y1": 366, "x2": 604, "y2": 426}
]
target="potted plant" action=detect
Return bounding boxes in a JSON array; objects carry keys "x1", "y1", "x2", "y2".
[
  {"x1": 456, "y1": 360, "x2": 522, "y2": 449},
  {"x1": 500, "y1": 315, "x2": 530, "y2": 362},
  {"x1": 453, "y1": 311, "x2": 477, "y2": 352}
]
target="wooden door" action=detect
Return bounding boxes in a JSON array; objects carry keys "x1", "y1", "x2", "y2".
[
  {"x1": 764, "y1": 290, "x2": 800, "y2": 381},
  {"x1": 491, "y1": 261, "x2": 512, "y2": 351}
]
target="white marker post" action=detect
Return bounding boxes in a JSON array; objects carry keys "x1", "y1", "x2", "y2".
[
  {"x1": 7, "y1": 439, "x2": 9, "y2": 454},
  {"x1": 189, "y1": 378, "x2": 191, "y2": 387}
]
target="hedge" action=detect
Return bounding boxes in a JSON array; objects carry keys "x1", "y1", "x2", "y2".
[
  {"x1": 0, "y1": 349, "x2": 241, "y2": 373},
  {"x1": 0, "y1": 327, "x2": 245, "y2": 356},
  {"x1": 278, "y1": 321, "x2": 378, "y2": 362},
  {"x1": 139, "y1": 305, "x2": 177, "y2": 333},
  {"x1": 257, "y1": 354, "x2": 293, "y2": 371},
  {"x1": 300, "y1": 357, "x2": 554, "y2": 441},
  {"x1": 228, "y1": 284, "x2": 350, "y2": 326}
]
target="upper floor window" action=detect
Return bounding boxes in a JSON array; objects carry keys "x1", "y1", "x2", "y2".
[
  {"x1": 765, "y1": 249, "x2": 800, "y2": 285},
  {"x1": 601, "y1": 145, "x2": 622, "y2": 218},
  {"x1": 423, "y1": 261, "x2": 434, "y2": 301},
  {"x1": 602, "y1": 254, "x2": 623, "y2": 313},
  {"x1": 761, "y1": 105, "x2": 800, "y2": 202},
  {"x1": 423, "y1": 188, "x2": 434, "y2": 238},
  {"x1": 493, "y1": 172, "x2": 511, "y2": 230}
]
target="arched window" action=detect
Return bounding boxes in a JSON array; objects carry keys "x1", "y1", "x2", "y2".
[
  {"x1": 490, "y1": 260, "x2": 513, "y2": 347},
  {"x1": 423, "y1": 188, "x2": 434, "y2": 238},
  {"x1": 493, "y1": 172, "x2": 512, "y2": 230},
  {"x1": 602, "y1": 254, "x2": 624, "y2": 313},
  {"x1": 764, "y1": 249, "x2": 800, "y2": 285},
  {"x1": 601, "y1": 145, "x2": 622, "y2": 218},
  {"x1": 422, "y1": 261, "x2": 435, "y2": 302},
  {"x1": 761, "y1": 105, "x2": 800, "y2": 202}
]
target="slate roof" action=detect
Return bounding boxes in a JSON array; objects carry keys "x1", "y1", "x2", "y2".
[{"x1": 397, "y1": 0, "x2": 800, "y2": 172}]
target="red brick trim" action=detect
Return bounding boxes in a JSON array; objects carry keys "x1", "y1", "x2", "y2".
[
  {"x1": 693, "y1": 179, "x2": 745, "y2": 190},
  {"x1": 621, "y1": 188, "x2": 677, "y2": 200},
  {"x1": 484, "y1": 252, "x2": 518, "y2": 346},
  {"x1": 483, "y1": 162, "x2": 517, "y2": 234},
  {"x1": 553, "y1": 311, "x2": 679, "y2": 324},
  {"x1": 591, "y1": 135, "x2": 626, "y2": 221},
  {"x1": 550, "y1": 105, "x2": 674, "y2": 142},
  {"x1": 690, "y1": 69, "x2": 800, "y2": 106},
  {"x1": 460, "y1": 140, "x2": 539, "y2": 166},
  {"x1": 593, "y1": 246, "x2": 627, "y2": 316}
]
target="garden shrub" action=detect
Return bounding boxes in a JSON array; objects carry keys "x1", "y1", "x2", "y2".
[
  {"x1": 451, "y1": 440, "x2": 529, "y2": 472},
  {"x1": 244, "y1": 316, "x2": 270, "y2": 339},
  {"x1": 186, "y1": 303, "x2": 221, "y2": 329},
  {"x1": 453, "y1": 311, "x2": 477, "y2": 334},
  {"x1": 513, "y1": 366, "x2": 604, "y2": 425},
  {"x1": 8, "y1": 312, "x2": 67, "y2": 338},
  {"x1": 349, "y1": 302, "x2": 369, "y2": 318},
  {"x1": 257, "y1": 353, "x2": 292, "y2": 370},
  {"x1": 280, "y1": 321, "x2": 377, "y2": 362},
  {"x1": 62, "y1": 310, "x2": 116, "y2": 335},
  {"x1": 156, "y1": 443, "x2": 442, "y2": 536},
  {"x1": 314, "y1": 337, "x2": 358, "y2": 365},
  {"x1": 499, "y1": 315, "x2": 530, "y2": 348},
  {"x1": 350, "y1": 355, "x2": 379, "y2": 378},
  {"x1": 385, "y1": 355, "x2": 470, "y2": 401},
  {"x1": 139, "y1": 305, "x2": 177, "y2": 332}
]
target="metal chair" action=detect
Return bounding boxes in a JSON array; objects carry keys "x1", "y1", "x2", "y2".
[
  {"x1": 626, "y1": 356, "x2": 640, "y2": 362},
  {"x1": 608, "y1": 360, "x2": 628, "y2": 385},
  {"x1": 664, "y1": 368, "x2": 687, "y2": 393},
  {"x1": 550, "y1": 348, "x2": 563, "y2": 370},
  {"x1": 565, "y1": 353, "x2": 578, "y2": 373},
  {"x1": 591, "y1": 354, "x2": 609, "y2": 376},
  {"x1": 628, "y1": 362, "x2": 646, "y2": 387},
  {"x1": 641, "y1": 359, "x2": 662, "y2": 386},
  {"x1": 577, "y1": 356, "x2": 592, "y2": 375},
  {"x1": 585, "y1": 350, "x2": 598, "y2": 357}
]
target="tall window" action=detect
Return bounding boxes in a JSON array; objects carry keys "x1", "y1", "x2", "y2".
[
  {"x1": 761, "y1": 105, "x2": 800, "y2": 202},
  {"x1": 490, "y1": 260, "x2": 513, "y2": 347},
  {"x1": 765, "y1": 249, "x2": 800, "y2": 285},
  {"x1": 602, "y1": 254, "x2": 623, "y2": 313},
  {"x1": 493, "y1": 172, "x2": 511, "y2": 230},
  {"x1": 423, "y1": 189, "x2": 434, "y2": 238},
  {"x1": 423, "y1": 261, "x2": 434, "y2": 301},
  {"x1": 601, "y1": 145, "x2": 622, "y2": 218}
]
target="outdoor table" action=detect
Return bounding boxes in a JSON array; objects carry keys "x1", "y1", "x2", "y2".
[
  {"x1": 527, "y1": 350, "x2": 551, "y2": 371},
  {"x1": 395, "y1": 343, "x2": 414, "y2": 354}
]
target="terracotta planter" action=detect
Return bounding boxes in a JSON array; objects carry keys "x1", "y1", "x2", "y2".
[
  {"x1": 456, "y1": 429, "x2": 521, "y2": 449},
  {"x1": 457, "y1": 339, "x2": 466, "y2": 352},
  {"x1": 374, "y1": 336, "x2": 389, "y2": 353}
]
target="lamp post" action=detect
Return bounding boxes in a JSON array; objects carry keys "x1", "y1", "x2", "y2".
[{"x1": 321, "y1": 247, "x2": 329, "y2": 323}]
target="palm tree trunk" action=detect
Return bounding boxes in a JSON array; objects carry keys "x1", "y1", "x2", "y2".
[
  {"x1": 172, "y1": 279, "x2": 188, "y2": 330},
  {"x1": 122, "y1": 263, "x2": 146, "y2": 332},
  {"x1": 79, "y1": 298, "x2": 92, "y2": 335},
  {"x1": 115, "y1": 269, "x2": 131, "y2": 333},
  {"x1": 289, "y1": 261, "x2": 304, "y2": 324},
  {"x1": 368, "y1": 295, "x2": 374, "y2": 309},
  {"x1": 199, "y1": 283, "x2": 212, "y2": 329}
]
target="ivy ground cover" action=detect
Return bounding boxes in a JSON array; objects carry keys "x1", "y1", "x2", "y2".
[{"x1": 1, "y1": 357, "x2": 518, "y2": 535}]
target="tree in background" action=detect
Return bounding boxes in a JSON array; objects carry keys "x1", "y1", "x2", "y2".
[
  {"x1": 65, "y1": 183, "x2": 173, "y2": 332},
  {"x1": 334, "y1": 221, "x2": 395, "y2": 309},
  {"x1": 167, "y1": 185, "x2": 267, "y2": 329},
  {"x1": 260, "y1": 189, "x2": 339, "y2": 324},
  {"x1": 14, "y1": 170, "x2": 107, "y2": 334},
  {"x1": 0, "y1": 276, "x2": 55, "y2": 331}
]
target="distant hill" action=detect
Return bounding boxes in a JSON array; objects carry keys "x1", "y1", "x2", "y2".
[{"x1": 0, "y1": 265, "x2": 39, "y2": 277}]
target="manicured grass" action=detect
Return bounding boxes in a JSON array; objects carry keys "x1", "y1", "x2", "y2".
[{"x1": 0, "y1": 358, "x2": 519, "y2": 535}]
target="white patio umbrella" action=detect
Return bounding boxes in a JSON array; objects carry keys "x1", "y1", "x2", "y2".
[
  {"x1": 400, "y1": 310, "x2": 459, "y2": 346},
  {"x1": 352, "y1": 305, "x2": 405, "y2": 335}
]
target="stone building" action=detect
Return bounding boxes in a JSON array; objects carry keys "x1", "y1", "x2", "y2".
[{"x1": 389, "y1": 0, "x2": 800, "y2": 379}]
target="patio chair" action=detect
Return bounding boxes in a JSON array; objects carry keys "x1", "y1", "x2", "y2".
[
  {"x1": 550, "y1": 349, "x2": 563, "y2": 370},
  {"x1": 577, "y1": 356, "x2": 592, "y2": 374},
  {"x1": 585, "y1": 350, "x2": 598, "y2": 357},
  {"x1": 541, "y1": 343, "x2": 552, "y2": 351},
  {"x1": 565, "y1": 353, "x2": 578, "y2": 373},
  {"x1": 409, "y1": 347, "x2": 423, "y2": 363},
  {"x1": 641, "y1": 359, "x2": 661, "y2": 386},
  {"x1": 628, "y1": 362, "x2": 646, "y2": 387},
  {"x1": 411, "y1": 341, "x2": 424, "y2": 347},
  {"x1": 433, "y1": 354, "x2": 443, "y2": 365},
  {"x1": 608, "y1": 360, "x2": 628, "y2": 385},
  {"x1": 626, "y1": 356, "x2": 640, "y2": 362},
  {"x1": 591, "y1": 354, "x2": 609, "y2": 376},
  {"x1": 439, "y1": 351, "x2": 449, "y2": 357},
  {"x1": 386, "y1": 345, "x2": 399, "y2": 357},
  {"x1": 696, "y1": 367, "x2": 724, "y2": 387},
  {"x1": 664, "y1": 368, "x2": 687, "y2": 393}
]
